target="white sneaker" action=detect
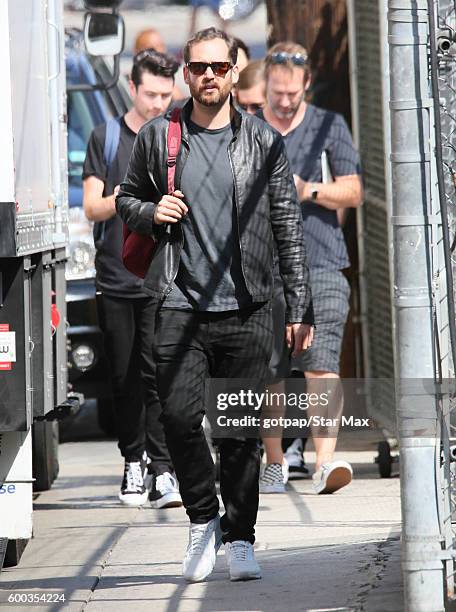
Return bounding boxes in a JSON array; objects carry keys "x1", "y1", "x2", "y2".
[
  {"x1": 225, "y1": 540, "x2": 261, "y2": 581},
  {"x1": 313, "y1": 460, "x2": 353, "y2": 494},
  {"x1": 259, "y1": 459, "x2": 289, "y2": 493},
  {"x1": 182, "y1": 516, "x2": 222, "y2": 582},
  {"x1": 149, "y1": 472, "x2": 183, "y2": 509}
]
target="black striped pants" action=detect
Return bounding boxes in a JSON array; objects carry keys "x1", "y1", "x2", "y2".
[{"x1": 154, "y1": 302, "x2": 273, "y2": 544}]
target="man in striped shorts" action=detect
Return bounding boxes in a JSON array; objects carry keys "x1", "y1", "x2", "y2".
[{"x1": 260, "y1": 41, "x2": 363, "y2": 494}]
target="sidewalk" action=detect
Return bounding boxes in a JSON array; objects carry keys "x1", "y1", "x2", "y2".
[{"x1": 0, "y1": 440, "x2": 403, "y2": 611}]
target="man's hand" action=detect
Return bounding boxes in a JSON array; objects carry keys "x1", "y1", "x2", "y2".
[
  {"x1": 154, "y1": 190, "x2": 188, "y2": 225},
  {"x1": 286, "y1": 323, "x2": 314, "y2": 358},
  {"x1": 293, "y1": 174, "x2": 312, "y2": 202}
]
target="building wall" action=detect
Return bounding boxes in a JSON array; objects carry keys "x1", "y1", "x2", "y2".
[{"x1": 349, "y1": 0, "x2": 395, "y2": 382}]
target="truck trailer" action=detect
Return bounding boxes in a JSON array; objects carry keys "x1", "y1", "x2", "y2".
[{"x1": 0, "y1": 0, "x2": 124, "y2": 569}]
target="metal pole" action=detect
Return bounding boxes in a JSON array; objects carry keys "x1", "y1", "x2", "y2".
[
  {"x1": 388, "y1": 0, "x2": 445, "y2": 610},
  {"x1": 428, "y1": 0, "x2": 456, "y2": 599}
]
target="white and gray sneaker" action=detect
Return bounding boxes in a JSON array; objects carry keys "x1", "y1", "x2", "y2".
[
  {"x1": 118, "y1": 459, "x2": 148, "y2": 506},
  {"x1": 182, "y1": 515, "x2": 222, "y2": 582},
  {"x1": 149, "y1": 472, "x2": 183, "y2": 509},
  {"x1": 313, "y1": 460, "x2": 353, "y2": 494},
  {"x1": 285, "y1": 438, "x2": 310, "y2": 479},
  {"x1": 259, "y1": 459, "x2": 289, "y2": 493},
  {"x1": 225, "y1": 540, "x2": 261, "y2": 581}
]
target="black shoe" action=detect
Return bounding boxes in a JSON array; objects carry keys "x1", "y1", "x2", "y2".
[
  {"x1": 142, "y1": 451, "x2": 153, "y2": 491},
  {"x1": 118, "y1": 456, "x2": 148, "y2": 506},
  {"x1": 288, "y1": 461, "x2": 310, "y2": 478},
  {"x1": 285, "y1": 439, "x2": 310, "y2": 479},
  {"x1": 149, "y1": 472, "x2": 183, "y2": 509}
]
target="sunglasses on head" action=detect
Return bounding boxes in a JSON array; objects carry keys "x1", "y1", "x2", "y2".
[
  {"x1": 187, "y1": 61, "x2": 233, "y2": 77},
  {"x1": 269, "y1": 51, "x2": 308, "y2": 66}
]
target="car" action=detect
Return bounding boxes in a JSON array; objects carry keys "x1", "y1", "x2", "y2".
[{"x1": 64, "y1": 28, "x2": 131, "y2": 437}]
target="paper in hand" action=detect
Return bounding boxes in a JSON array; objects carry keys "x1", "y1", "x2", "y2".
[{"x1": 321, "y1": 150, "x2": 334, "y2": 184}]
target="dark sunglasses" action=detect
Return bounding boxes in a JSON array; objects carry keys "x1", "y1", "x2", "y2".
[
  {"x1": 269, "y1": 51, "x2": 308, "y2": 66},
  {"x1": 187, "y1": 61, "x2": 233, "y2": 77}
]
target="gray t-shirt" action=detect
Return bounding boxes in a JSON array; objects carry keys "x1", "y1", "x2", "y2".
[
  {"x1": 260, "y1": 105, "x2": 361, "y2": 270},
  {"x1": 162, "y1": 118, "x2": 250, "y2": 311}
]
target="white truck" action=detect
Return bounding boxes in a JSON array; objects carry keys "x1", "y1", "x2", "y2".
[{"x1": 0, "y1": 0, "x2": 124, "y2": 569}]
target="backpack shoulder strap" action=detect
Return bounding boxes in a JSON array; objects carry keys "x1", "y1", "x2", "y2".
[
  {"x1": 95, "y1": 117, "x2": 121, "y2": 246},
  {"x1": 167, "y1": 107, "x2": 182, "y2": 194},
  {"x1": 103, "y1": 116, "x2": 121, "y2": 172}
]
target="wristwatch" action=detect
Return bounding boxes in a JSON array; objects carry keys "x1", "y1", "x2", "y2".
[{"x1": 309, "y1": 183, "x2": 319, "y2": 201}]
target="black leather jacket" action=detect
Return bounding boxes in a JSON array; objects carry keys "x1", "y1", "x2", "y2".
[{"x1": 116, "y1": 99, "x2": 313, "y2": 323}]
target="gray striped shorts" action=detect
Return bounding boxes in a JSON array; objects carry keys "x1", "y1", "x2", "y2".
[
  {"x1": 268, "y1": 269, "x2": 350, "y2": 380},
  {"x1": 291, "y1": 269, "x2": 350, "y2": 374}
]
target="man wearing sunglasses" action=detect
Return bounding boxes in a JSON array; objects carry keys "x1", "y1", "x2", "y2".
[
  {"x1": 235, "y1": 59, "x2": 266, "y2": 115},
  {"x1": 116, "y1": 27, "x2": 313, "y2": 583},
  {"x1": 260, "y1": 42, "x2": 363, "y2": 495},
  {"x1": 83, "y1": 50, "x2": 182, "y2": 510}
]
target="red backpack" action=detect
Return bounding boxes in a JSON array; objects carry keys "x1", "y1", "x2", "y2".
[{"x1": 121, "y1": 107, "x2": 182, "y2": 278}]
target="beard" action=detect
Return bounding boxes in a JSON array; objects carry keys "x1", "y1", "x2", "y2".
[
  {"x1": 190, "y1": 78, "x2": 232, "y2": 108},
  {"x1": 273, "y1": 108, "x2": 298, "y2": 120},
  {"x1": 267, "y1": 93, "x2": 303, "y2": 120}
]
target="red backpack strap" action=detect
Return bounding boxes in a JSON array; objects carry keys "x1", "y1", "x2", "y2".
[{"x1": 167, "y1": 107, "x2": 182, "y2": 194}]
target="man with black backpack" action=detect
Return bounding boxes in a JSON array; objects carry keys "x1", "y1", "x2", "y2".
[{"x1": 82, "y1": 49, "x2": 182, "y2": 509}]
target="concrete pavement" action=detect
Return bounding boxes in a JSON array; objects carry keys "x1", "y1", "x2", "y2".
[{"x1": 0, "y1": 439, "x2": 402, "y2": 611}]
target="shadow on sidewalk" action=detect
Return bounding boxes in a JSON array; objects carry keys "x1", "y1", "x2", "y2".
[{"x1": 3, "y1": 537, "x2": 400, "y2": 611}]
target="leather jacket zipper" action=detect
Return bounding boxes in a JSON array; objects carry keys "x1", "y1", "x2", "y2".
[
  {"x1": 228, "y1": 141, "x2": 249, "y2": 291},
  {"x1": 163, "y1": 137, "x2": 189, "y2": 296}
]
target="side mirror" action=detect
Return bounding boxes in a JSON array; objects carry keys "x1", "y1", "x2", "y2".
[{"x1": 83, "y1": 12, "x2": 125, "y2": 57}]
